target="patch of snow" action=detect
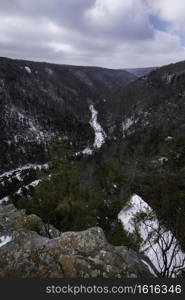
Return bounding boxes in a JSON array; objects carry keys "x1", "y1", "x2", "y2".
[
  {"x1": 165, "y1": 136, "x2": 173, "y2": 142},
  {"x1": 29, "y1": 179, "x2": 41, "y2": 188},
  {"x1": 0, "y1": 236, "x2": 12, "y2": 248},
  {"x1": 25, "y1": 66, "x2": 31, "y2": 74},
  {"x1": 42, "y1": 163, "x2": 50, "y2": 169},
  {"x1": 15, "y1": 179, "x2": 41, "y2": 196},
  {"x1": 28, "y1": 119, "x2": 45, "y2": 140},
  {"x1": 118, "y1": 194, "x2": 152, "y2": 234},
  {"x1": 122, "y1": 117, "x2": 135, "y2": 136},
  {"x1": 15, "y1": 172, "x2": 23, "y2": 181},
  {"x1": 113, "y1": 184, "x2": 117, "y2": 189},
  {"x1": 0, "y1": 79, "x2": 5, "y2": 88},
  {"x1": 6, "y1": 140, "x2": 11, "y2": 146},
  {"x1": 89, "y1": 105, "x2": 107, "y2": 149},
  {"x1": 166, "y1": 73, "x2": 175, "y2": 84},
  {"x1": 17, "y1": 111, "x2": 25, "y2": 121},
  {"x1": 28, "y1": 119, "x2": 38, "y2": 132},
  {"x1": 75, "y1": 147, "x2": 93, "y2": 156},
  {"x1": 14, "y1": 135, "x2": 18, "y2": 143},
  {"x1": 0, "y1": 196, "x2": 9, "y2": 205},
  {"x1": 158, "y1": 157, "x2": 168, "y2": 164},
  {"x1": 82, "y1": 147, "x2": 93, "y2": 155},
  {"x1": 0, "y1": 163, "x2": 49, "y2": 179},
  {"x1": 118, "y1": 194, "x2": 185, "y2": 277},
  {"x1": 15, "y1": 110, "x2": 46, "y2": 141},
  {"x1": 16, "y1": 188, "x2": 22, "y2": 195},
  {"x1": 122, "y1": 118, "x2": 134, "y2": 131}
]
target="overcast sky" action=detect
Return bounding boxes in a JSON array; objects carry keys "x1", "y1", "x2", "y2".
[{"x1": 0, "y1": 0, "x2": 185, "y2": 68}]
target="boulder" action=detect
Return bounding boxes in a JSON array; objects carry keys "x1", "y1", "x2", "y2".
[{"x1": 0, "y1": 204, "x2": 153, "y2": 278}]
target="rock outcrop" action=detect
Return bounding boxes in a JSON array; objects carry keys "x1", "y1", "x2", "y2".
[{"x1": 0, "y1": 203, "x2": 152, "y2": 278}]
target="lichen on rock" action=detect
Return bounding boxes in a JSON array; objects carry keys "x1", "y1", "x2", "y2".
[{"x1": 0, "y1": 203, "x2": 153, "y2": 278}]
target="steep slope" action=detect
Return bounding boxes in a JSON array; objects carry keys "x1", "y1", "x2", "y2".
[
  {"x1": 0, "y1": 57, "x2": 136, "y2": 172},
  {"x1": 107, "y1": 60, "x2": 185, "y2": 257},
  {"x1": 105, "y1": 60, "x2": 185, "y2": 139}
]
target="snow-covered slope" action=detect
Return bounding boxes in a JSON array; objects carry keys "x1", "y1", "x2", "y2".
[
  {"x1": 118, "y1": 194, "x2": 185, "y2": 277},
  {"x1": 75, "y1": 104, "x2": 107, "y2": 156},
  {"x1": 0, "y1": 163, "x2": 49, "y2": 203},
  {"x1": 0, "y1": 235, "x2": 12, "y2": 248},
  {"x1": 0, "y1": 57, "x2": 135, "y2": 172},
  {"x1": 89, "y1": 105, "x2": 107, "y2": 149}
]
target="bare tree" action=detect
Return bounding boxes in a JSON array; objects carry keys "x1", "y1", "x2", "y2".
[{"x1": 141, "y1": 217, "x2": 185, "y2": 278}]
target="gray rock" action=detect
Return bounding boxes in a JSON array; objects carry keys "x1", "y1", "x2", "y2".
[{"x1": 0, "y1": 203, "x2": 153, "y2": 278}]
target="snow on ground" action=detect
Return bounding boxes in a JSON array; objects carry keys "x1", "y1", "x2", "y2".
[
  {"x1": 166, "y1": 73, "x2": 174, "y2": 84},
  {"x1": 16, "y1": 179, "x2": 41, "y2": 195},
  {"x1": 82, "y1": 147, "x2": 93, "y2": 155},
  {"x1": 75, "y1": 147, "x2": 93, "y2": 156},
  {"x1": 14, "y1": 108, "x2": 46, "y2": 141},
  {"x1": 118, "y1": 194, "x2": 152, "y2": 233},
  {"x1": 29, "y1": 179, "x2": 41, "y2": 188},
  {"x1": 151, "y1": 157, "x2": 168, "y2": 166},
  {"x1": 118, "y1": 194, "x2": 185, "y2": 277},
  {"x1": 0, "y1": 196, "x2": 9, "y2": 205},
  {"x1": 0, "y1": 164, "x2": 49, "y2": 202},
  {"x1": 89, "y1": 105, "x2": 107, "y2": 149},
  {"x1": 0, "y1": 235, "x2": 12, "y2": 248},
  {"x1": 28, "y1": 119, "x2": 38, "y2": 133},
  {"x1": 15, "y1": 173, "x2": 23, "y2": 181},
  {"x1": 75, "y1": 105, "x2": 106, "y2": 155},
  {"x1": 0, "y1": 163, "x2": 49, "y2": 179},
  {"x1": 74, "y1": 105, "x2": 106, "y2": 156},
  {"x1": 25, "y1": 66, "x2": 31, "y2": 74},
  {"x1": 165, "y1": 136, "x2": 173, "y2": 142},
  {"x1": 158, "y1": 157, "x2": 168, "y2": 164},
  {"x1": 122, "y1": 117, "x2": 135, "y2": 135}
]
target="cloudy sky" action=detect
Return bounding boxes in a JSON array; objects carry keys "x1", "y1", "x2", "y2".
[{"x1": 0, "y1": 0, "x2": 185, "y2": 68}]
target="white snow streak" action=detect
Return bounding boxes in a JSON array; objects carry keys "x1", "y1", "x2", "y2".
[
  {"x1": 0, "y1": 196, "x2": 9, "y2": 205},
  {"x1": 122, "y1": 117, "x2": 134, "y2": 135},
  {"x1": 25, "y1": 66, "x2": 31, "y2": 74},
  {"x1": 16, "y1": 179, "x2": 41, "y2": 195},
  {"x1": 0, "y1": 235, "x2": 12, "y2": 248},
  {"x1": 82, "y1": 147, "x2": 93, "y2": 155},
  {"x1": 0, "y1": 163, "x2": 49, "y2": 179},
  {"x1": 89, "y1": 105, "x2": 106, "y2": 149}
]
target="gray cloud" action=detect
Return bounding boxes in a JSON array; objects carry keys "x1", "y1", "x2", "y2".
[{"x1": 0, "y1": 0, "x2": 184, "y2": 68}]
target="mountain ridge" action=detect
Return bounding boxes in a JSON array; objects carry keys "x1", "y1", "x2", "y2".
[
  {"x1": 1, "y1": 57, "x2": 185, "y2": 277},
  {"x1": 0, "y1": 56, "x2": 136, "y2": 172}
]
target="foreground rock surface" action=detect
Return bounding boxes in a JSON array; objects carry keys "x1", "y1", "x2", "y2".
[{"x1": 0, "y1": 204, "x2": 152, "y2": 278}]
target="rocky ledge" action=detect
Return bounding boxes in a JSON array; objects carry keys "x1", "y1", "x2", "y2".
[{"x1": 0, "y1": 203, "x2": 153, "y2": 278}]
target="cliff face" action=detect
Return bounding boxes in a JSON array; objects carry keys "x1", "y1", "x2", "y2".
[{"x1": 0, "y1": 203, "x2": 152, "y2": 278}]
